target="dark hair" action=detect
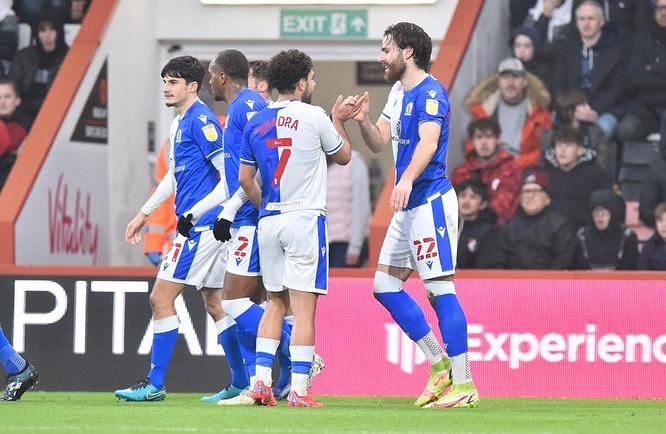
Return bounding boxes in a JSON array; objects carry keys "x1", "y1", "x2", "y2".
[
  {"x1": 553, "y1": 125, "x2": 583, "y2": 146},
  {"x1": 656, "y1": 202, "x2": 666, "y2": 220},
  {"x1": 0, "y1": 78, "x2": 20, "y2": 96},
  {"x1": 267, "y1": 49, "x2": 313, "y2": 94},
  {"x1": 33, "y1": 12, "x2": 68, "y2": 55},
  {"x1": 249, "y1": 59, "x2": 272, "y2": 91},
  {"x1": 383, "y1": 22, "x2": 432, "y2": 71},
  {"x1": 212, "y1": 49, "x2": 249, "y2": 82},
  {"x1": 456, "y1": 178, "x2": 490, "y2": 202},
  {"x1": 160, "y1": 56, "x2": 205, "y2": 92},
  {"x1": 554, "y1": 89, "x2": 587, "y2": 123},
  {"x1": 467, "y1": 118, "x2": 501, "y2": 139}
]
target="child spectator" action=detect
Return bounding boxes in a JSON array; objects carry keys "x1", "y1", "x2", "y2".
[
  {"x1": 8, "y1": 12, "x2": 68, "y2": 118},
  {"x1": 638, "y1": 202, "x2": 666, "y2": 270},
  {"x1": 574, "y1": 189, "x2": 639, "y2": 270},
  {"x1": 543, "y1": 125, "x2": 614, "y2": 230},
  {"x1": 456, "y1": 179, "x2": 497, "y2": 269},
  {"x1": 451, "y1": 118, "x2": 522, "y2": 224}
]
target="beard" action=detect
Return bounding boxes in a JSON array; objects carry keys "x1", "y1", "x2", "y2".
[
  {"x1": 384, "y1": 58, "x2": 406, "y2": 83},
  {"x1": 302, "y1": 90, "x2": 313, "y2": 104}
]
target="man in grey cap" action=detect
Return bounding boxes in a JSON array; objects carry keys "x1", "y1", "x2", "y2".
[{"x1": 465, "y1": 56, "x2": 552, "y2": 170}]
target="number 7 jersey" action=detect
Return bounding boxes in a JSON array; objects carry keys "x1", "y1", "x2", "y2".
[{"x1": 240, "y1": 99, "x2": 343, "y2": 219}]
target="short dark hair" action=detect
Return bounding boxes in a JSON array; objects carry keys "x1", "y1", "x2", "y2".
[
  {"x1": 467, "y1": 118, "x2": 501, "y2": 139},
  {"x1": 554, "y1": 89, "x2": 587, "y2": 123},
  {"x1": 656, "y1": 202, "x2": 666, "y2": 220},
  {"x1": 212, "y1": 49, "x2": 249, "y2": 82},
  {"x1": 456, "y1": 178, "x2": 490, "y2": 202},
  {"x1": 267, "y1": 49, "x2": 313, "y2": 94},
  {"x1": 161, "y1": 56, "x2": 205, "y2": 92},
  {"x1": 249, "y1": 59, "x2": 272, "y2": 91},
  {"x1": 383, "y1": 22, "x2": 432, "y2": 71},
  {"x1": 0, "y1": 78, "x2": 20, "y2": 96},
  {"x1": 553, "y1": 125, "x2": 583, "y2": 147}
]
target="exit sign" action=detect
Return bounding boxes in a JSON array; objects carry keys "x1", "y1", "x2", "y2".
[{"x1": 281, "y1": 10, "x2": 368, "y2": 38}]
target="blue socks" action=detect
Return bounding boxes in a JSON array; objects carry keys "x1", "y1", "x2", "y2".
[
  {"x1": 374, "y1": 290, "x2": 431, "y2": 341},
  {"x1": 147, "y1": 328, "x2": 178, "y2": 388},
  {"x1": 433, "y1": 294, "x2": 468, "y2": 356},
  {"x1": 0, "y1": 329, "x2": 26, "y2": 375},
  {"x1": 218, "y1": 323, "x2": 250, "y2": 389}
]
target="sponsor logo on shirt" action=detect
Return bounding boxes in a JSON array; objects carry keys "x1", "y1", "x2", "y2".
[
  {"x1": 425, "y1": 99, "x2": 439, "y2": 116},
  {"x1": 198, "y1": 114, "x2": 208, "y2": 124},
  {"x1": 202, "y1": 124, "x2": 218, "y2": 142},
  {"x1": 176, "y1": 129, "x2": 182, "y2": 143},
  {"x1": 174, "y1": 165, "x2": 185, "y2": 173},
  {"x1": 244, "y1": 100, "x2": 255, "y2": 110},
  {"x1": 404, "y1": 102, "x2": 413, "y2": 116},
  {"x1": 427, "y1": 89, "x2": 437, "y2": 98}
]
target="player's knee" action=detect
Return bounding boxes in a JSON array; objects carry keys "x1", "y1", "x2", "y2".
[
  {"x1": 221, "y1": 297, "x2": 253, "y2": 319},
  {"x1": 424, "y1": 280, "x2": 456, "y2": 298},
  {"x1": 373, "y1": 271, "x2": 403, "y2": 297}
]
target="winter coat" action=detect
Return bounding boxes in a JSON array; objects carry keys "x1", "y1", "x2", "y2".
[
  {"x1": 465, "y1": 72, "x2": 552, "y2": 170},
  {"x1": 542, "y1": 147, "x2": 614, "y2": 230},
  {"x1": 477, "y1": 206, "x2": 578, "y2": 269},
  {"x1": 450, "y1": 148, "x2": 522, "y2": 224},
  {"x1": 627, "y1": 20, "x2": 666, "y2": 109},
  {"x1": 554, "y1": 27, "x2": 625, "y2": 117},
  {"x1": 458, "y1": 208, "x2": 498, "y2": 269},
  {"x1": 574, "y1": 189, "x2": 639, "y2": 270},
  {"x1": 638, "y1": 232, "x2": 666, "y2": 270}
]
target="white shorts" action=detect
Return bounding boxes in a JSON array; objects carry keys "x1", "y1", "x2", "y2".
[
  {"x1": 258, "y1": 211, "x2": 328, "y2": 295},
  {"x1": 157, "y1": 230, "x2": 227, "y2": 289},
  {"x1": 378, "y1": 188, "x2": 458, "y2": 280},
  {"x1": 227, "y1": 225, "x2": 261, "y2": 277}
]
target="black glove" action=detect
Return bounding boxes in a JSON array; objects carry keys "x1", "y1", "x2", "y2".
[
  {"x1": 177, "y1": 213, "x2": 194, "y2": 237},
  {"x1": 213, "y1": 217, "x2": 232, "y2": 242}
]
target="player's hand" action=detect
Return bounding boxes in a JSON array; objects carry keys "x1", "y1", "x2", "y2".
[
  {"x1": 125, "y1": 212, "x2": 148, "y2": 245},
  {"x1": 352, "y1": 91, "x2": 370, "y2": 123},
  {"x1": 146, "y1": 252, "x2": 162, "y2": 266},
  {"x1": 390, "y1": 178, "x2": 412, "y2": 212},
  {"x1": 177, "y1": 213, "x2": 194, "y2": 238},
  {"x1": 332, "y1": 94, "x2": 365, "y2": 122},
  {"x1": 213, "y1": 217, "x2": 232, "y2": 242}
]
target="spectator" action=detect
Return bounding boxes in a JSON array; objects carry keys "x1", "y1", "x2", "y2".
[
  {"x1": 525, "y1": 0, "x2": 575, "y2": 46},
  {"x1": 573, "y1": 0, "x2": 652, "y2": 54},
  {"x1": 8, "y1": 12, "x2": 68, "y2": 118},
  {"x1": 638, "y1": 138, "x2": 666, "y2": 228},
  {"x1": 626, "y1": 0, "x2": 666, "y2": 155},
  {"x1": 248, "y1": 60, "x2": 273, "y2": 103},
  {"x1": 542, "y1": 125, "x2": 614, "y2": 230},
  {"x1": 0, "y1": 77, "x2": 32, "y2": 191},
  {"x1": 478, "y1": 170, "x2": 578, "y2": 269},
  {"x1": 142, "y1": 139, "x2": 176, "y2": 266},
  {"x1": 543, "y1": 89, "x2": 615, "y2": 174},
  {"x1": 456, "y1": 179, "x2": 497, "y2": 269},
  {"x1": 451, "y1": 118, "x2": 522, "y2": 224},
  {"x1": 465, "y1": 57, "x2": 552, "y2": 170},
  {"x1": 510, "y1": 26, "x2": 553, "y2": 91},
  {"x1": 574, "y1": 189, "x2": 639, "y2": 270},
  {"x1": 553, "y1": 0, "x2": 629, "y2": 141},
  {"x1": 0, "y1": 1, "x2": 18, "y2": 77},
  {"x1": 62, "y1": 0, "x2": 89, "y2": 24},
  {"x1": 326, "y1": 150, "x2": 371, "y2": 267},
  {"x1": 638, "y1": 201, "x2": 666, "y2": 270}
]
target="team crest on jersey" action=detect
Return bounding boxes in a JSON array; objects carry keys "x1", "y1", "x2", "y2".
[
  {"x1": 198, "y1": 114, "x2": 208, "y2": 124},
  {"x1": 427, "y1": 89, "x2": 437, "y2": 98},
  {"x1": 245, "y1": 100, "x2": 255, "y2": 110},
  {"x1": 425, "y1": 99, "x2": 439, "y2": 115},
  {"x1": 404, "y1": 102, "x2": 413, "y2": 116},
  {"x1": 202, "y1": 124, "x2": 218, "y2": 141},
  {"x1": 176, "y1": 129, "x2": 182, "y2": 143}
]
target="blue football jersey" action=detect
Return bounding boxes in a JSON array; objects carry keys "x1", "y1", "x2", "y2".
[
  {"x1": 223, "y1": 88, "x2": 267, "y2": 227},
  {"x1": 240, "y1": 100, "x2": 343, "y2": 219},
  {"x1": 380, "y1": 75, "x2": 453, "y2": 210},
  {"x1": 171, "y1": 99, "x2": 224, "y2": 228}
]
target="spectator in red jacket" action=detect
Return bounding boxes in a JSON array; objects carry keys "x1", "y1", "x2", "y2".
[
  {"x1": 0, "y1": 77, "x2": 32, "y2": 191},
  {"x1": 464, "y1": 57, "x2": 552, "y2": 170},
  {"x1": 451, "y1": 118, "x2": 523, "y2": 224}
]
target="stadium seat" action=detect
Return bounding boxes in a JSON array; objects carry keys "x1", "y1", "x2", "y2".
[
  {"x1": 625, "y1": 201, "x2": 655, "y2": 250},
  {"x1": 18, "y1": 23, "x2": 31, "y2": 50},
  {"x1": 621, "y1": 141, "x2": 659, "y2": 165}
]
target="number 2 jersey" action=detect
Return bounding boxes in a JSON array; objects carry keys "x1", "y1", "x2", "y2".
[
  {"x1": 170, "y1": 99, "x2": 224, "y2": 228},
  {"x1": 222, "y1": 88, "x2": 267, "y2": 227},
  {"x1": 380, "y1": 74, "x2": 453, "y2": 210},
  {"x1": 240, "y1": 99, "x2": 343, "y2": 219}
]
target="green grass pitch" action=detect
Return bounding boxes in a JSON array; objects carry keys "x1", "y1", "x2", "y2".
[{"x1": 1, "y1": 393, "x2": 664, "y2": 434}]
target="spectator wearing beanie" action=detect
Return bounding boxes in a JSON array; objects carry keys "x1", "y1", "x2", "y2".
[
  {"x1": 510, "y1": 26, "x2": 553, "y2": 91},
  {"x1": 478, "y1": 169, "x2": 578, "y2": 269}
]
